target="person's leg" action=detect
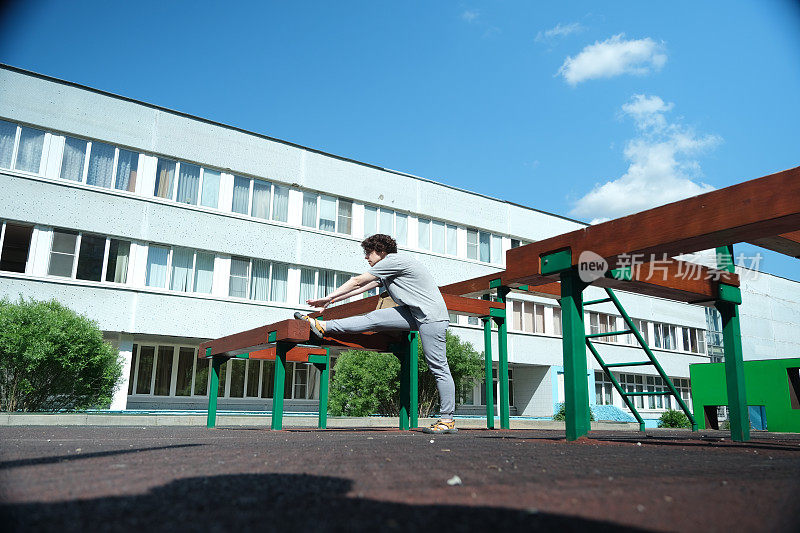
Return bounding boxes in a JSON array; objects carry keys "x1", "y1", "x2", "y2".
[
  {"x1": 324, "y1": 306, "x2": 415, "y2": 334},
  {"x1": 418, "y1": 320, "x2": 455, "y2": 421}
]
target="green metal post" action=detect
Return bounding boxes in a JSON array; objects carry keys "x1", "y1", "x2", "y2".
[
  {"x1": 271, "y1": 341, "x2": 288, "y2": 430},
  {"x1": 398, "y1": 340, "x2": 410, "y2": 430},
  {"x1": 206, "y1": 356, "x2": 223, "y2": 428},
  {"x1": 409, "y1": 331, "x2": 419, "y2": 429},
  {"x1": 715, "y1": 246, "x2": 749, "y2": 442},
  {"x1": 482, "y1": 317, "x2": 495, "y2": 429},
  {"x1": 316, "y1": 348, "x2": 330, "y2": 429},
  {"x1": 492, "y1": 287, "x2": 510, "y2": 429},
  {"x1": 560, "y1": 269, "x2": 591, "y2": 441}
]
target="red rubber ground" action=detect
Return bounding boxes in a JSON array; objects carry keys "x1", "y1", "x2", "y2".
[{"x1": 1, "y1": 426, "x2": 799, "y2": 532}]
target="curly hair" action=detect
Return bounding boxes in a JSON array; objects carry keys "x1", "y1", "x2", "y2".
[{"x1": 361, "y1": 234, "x2": 397, "y2": 255}]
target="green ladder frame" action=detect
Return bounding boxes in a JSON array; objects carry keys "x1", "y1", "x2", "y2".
[
  {"x1": 482, "y1": 282, "x2": 511, "y2": 430},
  {"x1": 584, "y1": 287, "x2": 698, "y2": 432},
  {"x1": 206, "y1": 344, "x2": 331, "y2": 430}
]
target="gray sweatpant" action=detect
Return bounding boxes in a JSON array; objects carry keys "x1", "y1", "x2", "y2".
[{"x1": 325, "y1": 306, "x2": 455, "y2": 417}]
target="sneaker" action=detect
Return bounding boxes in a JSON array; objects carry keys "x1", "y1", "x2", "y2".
[
  {"x1": 293, "y1": 312, "x2": 325, "y2": 340},
  {"x1": 422, "y1": 419, "x2": 458, "y2": 434}
]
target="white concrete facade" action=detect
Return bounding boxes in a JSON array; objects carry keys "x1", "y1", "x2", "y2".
[{"x1": 1, "y1": 64, "x2": 797, "y2": 420}]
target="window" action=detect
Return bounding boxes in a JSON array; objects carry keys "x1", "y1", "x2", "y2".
[
  {"x1": 364, "y1": 206, "x2": 406, "y2": 244},
  {"x1": 200, "y1": 169, "x2": 220, "y2": 208},
  {"x1": 106, "y1": 239, "x2": 131, "y2": 283},
  {"x1": 229, "y1": 359, "x2": 246, "y2": 398},
  {"x1": 511, "y1": 301, "x2": 547, "y2": 334},
  {"x1": 0, "y1": 120, "x2": 16, "y2": 168},
  {"x1": 115, "y1": 149, "x2": 138, "y2": 192},
  {"x1": 619, "y1": 373, "x2": 645, "y2": 408},
  {"x1": 446, "y1": 224, "x2": 457, "y2": 255},
  {"x1": 682, "y1": 327, "x2": 706, "y2": 354},
  {"x1": 251, "y1": 180, "x2": 271, "y2": 219},
  {"x1": 153, "y1": 346, "x2": 174, "y2": 396},
  {"x1": 467, "y1": 229, "x2": 501, "y2": 263},
  {"x1": 338, "y1": 200, "x2": 353, "y2": 234},
  {"x1": 86, "y1": 141, "x2": 116, "y2": 188},
  {"x1": 646, "y1": 375, "x2": 667, "y2": 409},
  {"x1": 145, "y1": 245, "x2": 170, "y2": 288},
  {"x1": 60, "y1": 137, "x2": 88, "y2": 182},
  {"x1": 232, "y1": 175, "x2": 251, "y2": 214},
  {"x1": 422, "y1": 220, "x2": 454, "y2": 255},
  {"x1": 193, "y1": 252, "x2": 215, "y2": 294},
  {"x1": 48, "y1": 230, "x2": 78, "y2": 277},
  {"x1": 418, "y1": 218, "x2": 431, "y2": 250},
  {"x1": 246, "y1": 360, "x2": 260, "y2": 397},
  {"x1": 294, "y1": 364, "x2": 308, "y2": 399},
  {"x1": 653, "y1": 322, "x2": 677, "y2": 350},
  {"x1": 595, "y1": 371, "x2": 614, "y2": 405},
  {"x1": 135, "y1": 346, "x2": 155, "y2": 394},
  {"x1": 588, "y1": 312, "x2": 617, "y2": 343},
  {"x1": 552, "y1": 307, "x2": 562, "y2": 336},
  {"x1": 301, "y1": 270, "x2": 356, "y2": 304},
  {"x1": 75, "y1": 233, "x2": 106, "y2": 281},
  {"x1": 272, "y1": 185, "x2": 289, "y2": 222},
  {"x1": 481, "y1": 368, "x2": 514, "y2": 406},
  {"x1": 175, "y1": 347, "x2": 196, "y2": 397},
  {"x1": 176, "y1": 162, "x2": 201, "y2": 204},
  {"x1": 0, "y1": 222, "x2": 33, "y2": 273},
  {"x1": 15, "y1": 126, "x2": 45, "y2": 173},
  {"x1": 467, "y1": 229, "x2": 478, "y2": 260},
  {"x1": 229, "y1": 257, "x2": 250, "y2": 298},
  {"x1": 154, "y1": 158, "x2": 176, "y2": 199},
  {"x1": 170, "y1": 248, "x2": 195, "y2": 292},
  {"x1": 301, "y1": 193, "x2": 317, "y2": 227},
  {"x1": 626, "y1": 319, "x2": 649, "y2": 346},
  {"x1": 511, "y1": 239, "x2": 521, "y2": 249}
]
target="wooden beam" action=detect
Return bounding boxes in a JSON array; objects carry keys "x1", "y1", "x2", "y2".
[
  {"x1": 749, "y1": 231, "x2": 800, "y2": 259},
  {"x1": 504, "y1": 166, "x2": 800, "y2": 285},
  {"x1": 310, "y1": 292, "x2": 505, "y2": 320},
  {"x1": 248, "y1": 346, "x2": 327, "y2": 362}
]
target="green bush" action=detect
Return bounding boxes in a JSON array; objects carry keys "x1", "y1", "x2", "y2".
[
  {"x1": 552, "y1": 403, "x2": 595, "y2": 421},
  {"x1": 328, "y1": 331, "x2": 483, "y2": 417},
  {"x1": 0, "y1": 297, "x2": 122, "y2": 411},
  {"x1": 657, "y1": 408, "x2": 691, "y2": 428}
]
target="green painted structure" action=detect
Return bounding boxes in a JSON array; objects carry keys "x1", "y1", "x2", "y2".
[{"x1": 689, "y1": 357, "x2": 800, "y2": 433}]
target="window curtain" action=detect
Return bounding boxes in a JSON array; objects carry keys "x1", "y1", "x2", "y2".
[
  {"x1": 194, "y1": 252, "x2": 214, "y2": 294},
  {"x1": 272, "y1": 185, "x2": 289, "y2": 222},
  {"x1": 60, "y1": 137, "x2": 87, "y2": 182},
  {"x1": 299, "y1": 268, "x2": 316, "y2": 304},
  {"x1": 15, "y1": 126, "x2": 44, "y2": 173},
  {"x1": 251, "y1": 181, "x2": 271, "y2": 219},
  {"x1": 319, "y1": 195, "x2": 336, "y2": 231},
  {"x1": 145, "y1": 245, "x2": 169, "y2": 288},
  {"x1": 363, "y1": 206, "x2": 377, "y2": 236},
  {"x1": 446, "y1": 224, "x2": 457, "y2": 255},
  {"x1": 250, "y1": 259, "x2": 270, "y2": 301},
  {"x1": 479, "y1": 232, "x2": 491, "y2": 262},
  {"x1": 301, "y1": 193, "x2": 317, "y2": 228},
  {"x1": 270, "y1": 263, "x2": 288, "y2": 302},
  {"x1": 232, "y1": 176, "x2": 250, "y2": 214},
  {"x1": 0, "y1": 120, "x2": 15, "y2": 168},
  {"x1": 379, "y1": 209, "x2": 394, "y2": 235},
  {"x1": 319, "y1": 270, "x2": 336, "y2": 299},
  {"x1": 115, "y1": 149, "x2": 138, "y2": 192},
  {"x1": 154, "y1": 159, "x2": 176, "y2": 199},
  {"x1": 200, "y1": 169, "x2": 220, "y2": 208},
  {"x1": 176, "y1": 163, "x2": 201, "y2": 204},
  {"x1": 467, "y1": 229, "x2": 478, "y2": 260},
  {"x1": 431, "y1": 221, "x2": 445, "y2": 253},
  {"x1": 86, "y1": 141, "x2": 115, "y2": 188},
  {"x1": 170, "y1": 247, "x2": 194, "y2": 292},
  {"x1": 418, "y1": 219, "x2": 431, "y2": 250},
  {"x1": 395, "y1": 213, "x2": 408, "y2": 245}
]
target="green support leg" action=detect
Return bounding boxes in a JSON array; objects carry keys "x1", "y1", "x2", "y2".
[
  {"x1": 409, "y1": 331, "x2": 419, "y2": 429},
  {"x1": 715, "y1": 245, "x2": 749, "y2": 442},
  {"x1": 560, "y1": 269, "x2": 591, "y2": 441},
  {"x1": 495, "y1": 287, "x2": 510, "y2": 429},
  {"x1": 206, "y1": 356, "x2": 223, "y2": 428},
  {"x1": 399, "y1": 340, "x2": 411, "y2": 431},
  {"x1": 482, "y1": 317, "x2": 495, "y2": 429},
  {"x1": 315, "y1": 348, "x2": 330, "y2": 429},
  {"x1": 271, "y1": 342, "x2": 289, "y2": 430}
]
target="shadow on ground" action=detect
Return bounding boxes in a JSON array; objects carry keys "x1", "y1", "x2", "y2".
[{"x1": 1, "y1": 472, "x2": 648, "y2": 533}]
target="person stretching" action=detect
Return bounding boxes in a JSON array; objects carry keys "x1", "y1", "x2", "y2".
[{"x1": 295, "y1": 234, "x2": 456, "y2": 434}]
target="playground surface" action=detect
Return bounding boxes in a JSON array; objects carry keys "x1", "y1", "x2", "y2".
[{"x1": 1, "y1": 426, "x2": 799, "y2": 532}]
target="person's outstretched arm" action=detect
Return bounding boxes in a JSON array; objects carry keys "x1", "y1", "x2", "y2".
[{"x1": 307, "y1": 272, "x2": 380, "y2": 308}]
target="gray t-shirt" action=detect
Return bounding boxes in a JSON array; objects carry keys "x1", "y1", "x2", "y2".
[{"x1": 367, "y1": 253, "x2": 449, "y2": 324}]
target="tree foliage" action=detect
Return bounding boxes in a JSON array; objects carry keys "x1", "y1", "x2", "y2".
[
  {"x1": 0, "y1": 297, "x2": 122, "y2": 411},
  {"x1": 328, "y1": 331, "x2": 483, "y2": 417},
  {"x1": 657, "y1": 408, "x2": 691, "y2": 428}
]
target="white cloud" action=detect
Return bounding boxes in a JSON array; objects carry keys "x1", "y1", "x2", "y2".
[
  {"x1": 557, "y1": 34, "x2": 667, "y2": 85},
  {"x1": 461, "y1": 10, "x2": 479, "y2": 23},
  {"x1": 535, "y1": 22, "x2": 584, "y2": 43},
  {"x1": 570, "y1": 95, "x2": 722, "y2": 224}
]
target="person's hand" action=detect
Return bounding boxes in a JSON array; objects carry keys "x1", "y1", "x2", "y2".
[{"x1": 306, "y1": 297, "x2": 332, "y2": 309}]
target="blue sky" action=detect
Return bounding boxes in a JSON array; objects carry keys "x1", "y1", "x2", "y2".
[{"x1": 1, "y1": 1, "x2": 798, "y2": 280}]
